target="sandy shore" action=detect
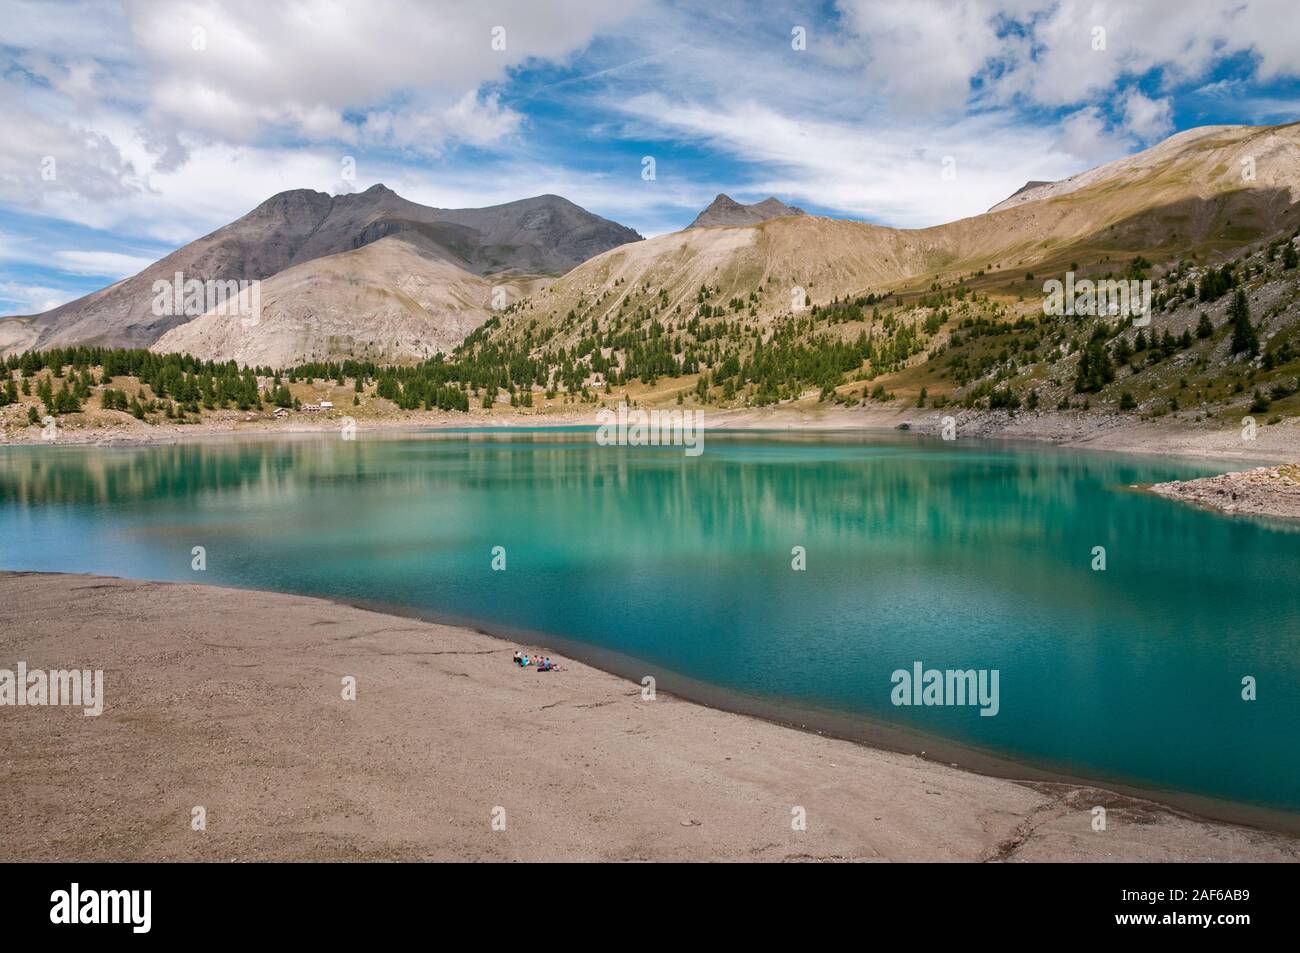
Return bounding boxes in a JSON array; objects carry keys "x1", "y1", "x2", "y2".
[
  {"x1": 1148, "y1": 464, "x2": 1300, "y2": 520},
  {"x1": 3, "y1": 402, "x2": 1298, "y2": 465},
  {"x1": 1, "y1": 572, "x2": 1296, "y2": 862}
]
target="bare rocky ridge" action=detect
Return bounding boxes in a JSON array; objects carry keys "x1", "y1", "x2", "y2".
[
  {"x1": 988, "y1": 180, "x2": 1053, "y2": 212},
  {"x1": 2, "y1": 185, "x2": 641, "y2": 354},
  {"x1": 987, "y1": 124, "x2": 1300, "y2": 212},
  {"x1": 689, "y1": 193, "x2": 806, "y2": 228}
]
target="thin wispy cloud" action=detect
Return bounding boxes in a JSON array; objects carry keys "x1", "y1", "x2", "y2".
[{"x1": 0, "y1": 280, "x2": 76, "y2": 314}]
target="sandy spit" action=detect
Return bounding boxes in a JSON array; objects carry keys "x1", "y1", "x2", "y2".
[
  {"x1": 1, "y1": 572, "x2": 1296, "y2": 862},
  {"x1": 1148, "y1": 465, "x2": 1300, "y2": 520}
]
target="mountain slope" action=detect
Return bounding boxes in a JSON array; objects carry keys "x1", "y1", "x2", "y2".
[
  {"x1": 151, "y1": 232, "x2": 550, "y2": 367},
  {"x1": 988, "y1": 125, "x2": 1300, "y2": 213},
  {"x1": 440, "y1": 122, "x2": 1300, "y2": 419},
  {"x1": 485, "y1": 122, "x2": 1300, "y2": 361},
  {"x1": 3, "y1": 185, "x2": 641, "y2": 354}
]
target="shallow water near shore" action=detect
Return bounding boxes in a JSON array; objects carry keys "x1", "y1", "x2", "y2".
[{"x1": 2, "y1": 430, "x2": 1298, "y2": 813}]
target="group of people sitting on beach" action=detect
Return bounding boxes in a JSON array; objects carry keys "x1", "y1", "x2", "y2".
[{"x1": 513, "y1": 651, "x2": 559, "y2": 672}]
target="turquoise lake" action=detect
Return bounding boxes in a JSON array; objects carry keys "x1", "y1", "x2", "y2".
[{"x1": 2, "y1": 430, "x2": 1298, "y2": 814}]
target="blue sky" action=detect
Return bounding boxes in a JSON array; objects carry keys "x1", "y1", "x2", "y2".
[{"x1": 1, "y1": 0, "x2": 1298, "y2": 315}]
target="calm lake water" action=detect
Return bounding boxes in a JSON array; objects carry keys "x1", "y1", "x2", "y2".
[{"x1": 2, "y1": 430, "x2": 1298, "y2": 813}]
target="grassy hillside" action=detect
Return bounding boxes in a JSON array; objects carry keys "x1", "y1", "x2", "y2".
[{"x1": 426, "y1": 123, "x2": 1300, "y2": 424}]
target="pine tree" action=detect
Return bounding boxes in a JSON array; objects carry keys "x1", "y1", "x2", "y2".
[
  {"x1": 1229, "y1": 290, "x2": 1258, "y2": 357},
  {"x1": 1074, "y1": 334, "x2": 1115, "y2": 393}
]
